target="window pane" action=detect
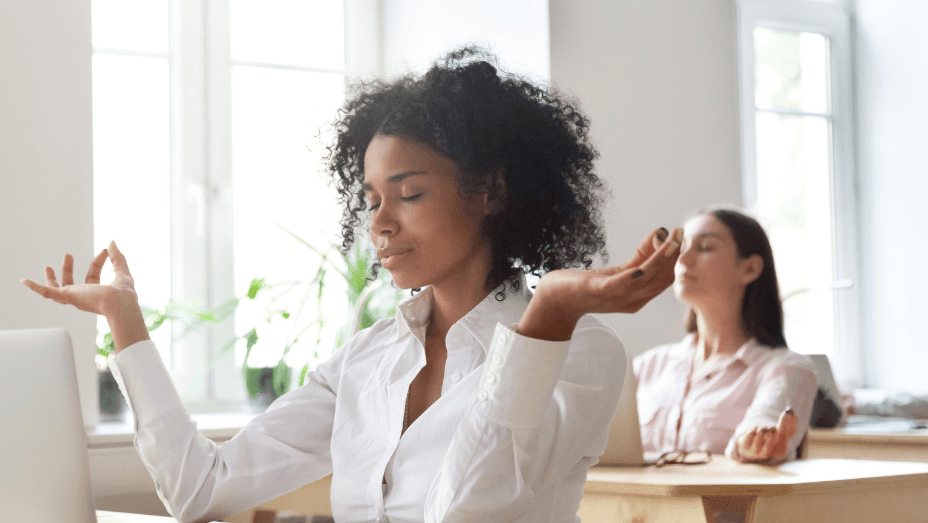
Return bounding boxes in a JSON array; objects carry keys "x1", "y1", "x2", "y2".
[
  {"x1": 230, "y1": 0, "x2": 345, "y2": 69},
  {"x1": 755, "y1": 112, "x2": 835, "y2": 355},
  {"x1": 231, "y1": 66, "x2": 347, "y2": 369},
  {"x1": 92, "y1": 54, "x2": 172, "y2": 365},
  {"x1": 754, "y1": 27, "x2": 829, "y2": 114},
  {"x1": 92, "y1": 0, "x2": 169, "y2": 53}
]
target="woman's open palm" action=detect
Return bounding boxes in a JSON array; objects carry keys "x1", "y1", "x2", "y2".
[
  {"x1": 22, "y1": 241, "x2": 137, "y2": 317},
  {"x1": 535, "y1": 227, "x2": 682, "y2": 316}
]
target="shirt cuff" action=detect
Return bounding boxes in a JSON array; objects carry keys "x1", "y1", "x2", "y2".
[
  {"x1": 109, "y1": 339, "x2": 185, "y2": 424},
  {"x1": 475, "y1": 323, "x2": 571, "y2": 430}
]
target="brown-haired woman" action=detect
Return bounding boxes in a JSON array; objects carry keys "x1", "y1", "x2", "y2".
[{"x1": 634, "y1": 208, "x2": 817, "y2": 463}]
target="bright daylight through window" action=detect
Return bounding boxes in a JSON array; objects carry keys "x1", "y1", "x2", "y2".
[
  {"x1": 738, "y1": 0, "x2": 859, "y2": 383},
  {"x1": 91, "y1": 0, "x2": 365, "y2": 412}
]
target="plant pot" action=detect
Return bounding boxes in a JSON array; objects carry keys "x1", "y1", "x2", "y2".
[
  {"x1": 245, "y1": 365, "x2": 291, "y2": 410},
  {"x1": 99, "y1": 367, "x2": 127, "y2": 422}
]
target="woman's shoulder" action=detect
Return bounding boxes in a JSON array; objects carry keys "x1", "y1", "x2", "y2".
[{"x1": 754, "y1": 343, "x2": 817, "y2": 374}]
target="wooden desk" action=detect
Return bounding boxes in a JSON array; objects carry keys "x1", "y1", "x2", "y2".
[
  {"x1": 808, "y1": 427, "x2": 928, "y2": 462},
  {"x1": 578, "y1": 458, "x2": 928, "y2": 523},
  {"x1": 96, "y1": 511, "x2": 178, "y2": 522}
]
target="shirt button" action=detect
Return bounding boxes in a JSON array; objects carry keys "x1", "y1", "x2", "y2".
[
  {"x1": 451, "y1": 372, "x2": 462, "y2": 383},
  {"x1": 477, "y1": 390, "x2": 489, "y2": 401},
  {"x1": 492, "y1": 353, "x2": 503, "y2": 365},
  {"x1": 485, "y1": 372, "x2": 497, "y2": 384}
]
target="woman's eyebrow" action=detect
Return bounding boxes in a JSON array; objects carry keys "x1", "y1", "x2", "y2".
[
  {"x1": 692, "y1": 232, "x2": 723, "y2": 240},
  {"x1": 361, "y1": 170, "x2": 427, "y2": 191}
]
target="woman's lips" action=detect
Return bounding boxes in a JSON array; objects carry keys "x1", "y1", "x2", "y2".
[{"x1": 379, "y1": 249, "x2": 412, "y2": 268}]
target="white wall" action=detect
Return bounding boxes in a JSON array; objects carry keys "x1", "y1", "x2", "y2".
[
  {"x1": 0, "y1": 0, "x2": 98, "y2": 427},
  {"x1": 549, "y1": 0, "x2": 744, "y2": 357},
  {"x1": 381, "y1": 0, "x2": 549, "y2": 79},
  {"x1": 854, "y1": 0, "x2": 928, "y2": 392}
]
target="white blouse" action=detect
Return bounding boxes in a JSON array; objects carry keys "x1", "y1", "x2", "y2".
[{"x1": 110, "y1": 282, "x2": 626, "y2": 523}]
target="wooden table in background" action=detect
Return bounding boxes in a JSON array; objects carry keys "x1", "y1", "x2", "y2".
[
  {"x1": 96, "y1": 511, "x2": 184, "y2": 522},
  {"x1": 808, "y1": 427, "x2": 928, "y2": 462},
  {"x1": 577, "y1": 458, "x2": 928, "y2": 523}
]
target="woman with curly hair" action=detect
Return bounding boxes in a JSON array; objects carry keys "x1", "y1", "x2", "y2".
[{"x1": 23, "y1": 48, "x2": 682, "y2": 522}]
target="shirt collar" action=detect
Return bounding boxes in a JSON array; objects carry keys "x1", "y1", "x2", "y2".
[
  {"x1": 730, "y1": 337, "x2": 768, "y2": 366},
  {"x1": 389, "y1": 274, "x2": 533, "y2": 353},
  {"x1": 683, "y1": 334, "x2": 767, "y2": 368}
]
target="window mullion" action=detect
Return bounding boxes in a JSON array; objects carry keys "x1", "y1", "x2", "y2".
[
  {"x1": 169, "y1": 0, "x2": 211, "y2": 405},
  {"x1": 204, "y1": 0, "x2": 244, "y2": 408}
]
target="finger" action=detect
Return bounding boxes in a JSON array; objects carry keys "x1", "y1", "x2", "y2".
[
  {"x1": 86, "y1": 248, "x2": 108, "y2": 284},
  {"x1": 45, "y1": 266, "x2": 60, "y2": 288},
  {"x1": 742, "y1": 428, "x2": 758, "y2": 450},
  {"x1": 61, "y1": 254, "x2": 75, "y2": 286},
  {"x1": 620, "y1": 230, "x2": 682, "y2": 290},
  {"x1": 759, "y1": 429, "x2": 779, "y2": 458},
  {"x1": 626, "y1": 228, "x2": 670, "y2": 269},
  {"x1": 651, "y1": 227, "x2": 670, "y2": 250},
  {"x1": 107, "y1": 241, "x2": 133, "y2": 278},
  {"x1": 777, "y1": 407, "x2": 799, "y2": 441},
  {"x1": 22, "y1": 278, "x2": 67, "y2": 303}
]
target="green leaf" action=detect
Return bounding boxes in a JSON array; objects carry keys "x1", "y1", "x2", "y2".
[
  {"x1": 248, "y1": 278, "x2": 266, "y2": 300},
  {"x1": 272, "y1": 360, "x2": 291, "y2": 396},
  {"x1": 241, "y1": 328, "x2": 259, "y2": 372}
]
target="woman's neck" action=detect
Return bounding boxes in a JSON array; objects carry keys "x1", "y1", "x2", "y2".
[
  {"x1": 693, "y1": 304, "x2": 752, "y2": 361},
  {"x1": 428, "y1": 277, "x2": 492, "y2": 342}
]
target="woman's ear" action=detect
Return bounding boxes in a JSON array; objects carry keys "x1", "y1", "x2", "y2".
[
  {"x1": 483, "y1": 168, "x2": 509, "y2": 215},
  {"x1": 740, "y1": 254, "x2": 764, "y2": 285}
]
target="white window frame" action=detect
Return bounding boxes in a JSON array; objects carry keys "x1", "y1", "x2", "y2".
[
  {"x1": 736, "y1": 0, "x2": 862, "y2": 386},
  {"x1": 144, "y1": 0, "x2": 381, "y2": 411}
]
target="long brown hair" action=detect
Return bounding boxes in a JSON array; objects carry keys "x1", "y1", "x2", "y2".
[{"x1": 684, "y1": 209, "x2": 787, "y2": 348}]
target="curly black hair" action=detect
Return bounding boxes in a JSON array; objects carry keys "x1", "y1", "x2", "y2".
[{"x1": 325, "y1": 46, "x2": 608, "y2": 297}]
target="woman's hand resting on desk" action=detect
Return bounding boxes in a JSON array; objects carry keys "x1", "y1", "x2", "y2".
[
  {"x1": 21, "y1": 241, "x2": 150, "y2": 353},
  {"x1": 518, "y1": 227, "x2": 683, "y2": 342},
  {"x1": 736, "y1": 408, "x2": 799, "y2": 463}
]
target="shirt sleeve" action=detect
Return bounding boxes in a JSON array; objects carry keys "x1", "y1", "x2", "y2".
[
  {"x1": 725, "y1": 353, "x2": 818, "y2": 463},
  {"x1": 109, "y1": 340, "x2": 338, "y2": 523},
  {"x1": 424, "y1": 321, "x2": 625, "y2": 522}
]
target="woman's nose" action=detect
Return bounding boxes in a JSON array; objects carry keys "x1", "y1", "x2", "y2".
[
  {"x1": 370, "y1": 202, "x2": 398, "y2": 237},
  {"x1": 677, "y1": 241, "x2": 694, "y2": 266}
]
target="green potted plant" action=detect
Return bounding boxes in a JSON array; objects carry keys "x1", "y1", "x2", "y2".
[
  {"x1": 96, "y1": 229, "x2": 402, "y2": 414},
  {"x1": 96, "y1": 304, "x2": 195, "y2": 420},
  {"x1": 230, "y1": 227, "x2": 401, "y2": 407}
]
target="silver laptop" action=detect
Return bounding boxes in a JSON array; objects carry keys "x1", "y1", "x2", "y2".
[
  {"x1": 598, "y1": 356, "x2": 647, "y2": 466},
  {"x1": 0, "y1": 328, "x2": 97, "y2": 523}
]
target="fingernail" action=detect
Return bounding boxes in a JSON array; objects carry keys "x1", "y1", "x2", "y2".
[
  {"x1": 632, "y1": 269, "x2": 644, "y2": 279},
  {"x1": 785, "y1": 407, "x2": 795, "y2": 415},
  {"x1": 656, "y1": 227, "x2": 669, "y2": 242},
  {"x1": 664, "y1": 241, "x2": 680, "y2": 257}
]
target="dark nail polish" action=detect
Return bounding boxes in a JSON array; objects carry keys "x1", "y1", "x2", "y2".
[
  {"x1": 656, "y1": 227, "x2": 669, "y2": 242},
  {"x1": 632, "y1": 269, "x2": 644, "y2": 279}
]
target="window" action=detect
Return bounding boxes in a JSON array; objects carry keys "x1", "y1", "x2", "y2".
[
  {"x1": 737, "y1": 0, "x2": 861, "y2": 384},
  {"x1": 92, "y1": 0, "x2": 378, "y2": 411}
]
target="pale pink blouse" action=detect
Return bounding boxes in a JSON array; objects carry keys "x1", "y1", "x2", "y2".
[{"x1": 633, "y1": 334, "x2": 817, "y2": 461}]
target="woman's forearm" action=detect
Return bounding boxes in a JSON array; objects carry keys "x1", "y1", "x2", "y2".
[{"x1": 104, "y1": 290, "x2": 150, "y2": 353}]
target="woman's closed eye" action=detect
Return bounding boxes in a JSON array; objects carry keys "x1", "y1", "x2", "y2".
[{"x1": 367, "y1": 193, "x2": 422, "y2": 211}]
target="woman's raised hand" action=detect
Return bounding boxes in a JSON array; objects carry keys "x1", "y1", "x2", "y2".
[
  {"x1": 736, "y1": 408, "x2": 799, "y2": 463},
  {"x1": 22, "y1": 241, "x2": 150, "y2": 353},
  {"x1": 518, "y1": 227, "x2": 683, "y2": 341}
]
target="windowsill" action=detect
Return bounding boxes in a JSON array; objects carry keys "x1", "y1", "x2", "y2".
[{"x1": 86, "y1": 412, "x2": 258, "y2": 448}]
